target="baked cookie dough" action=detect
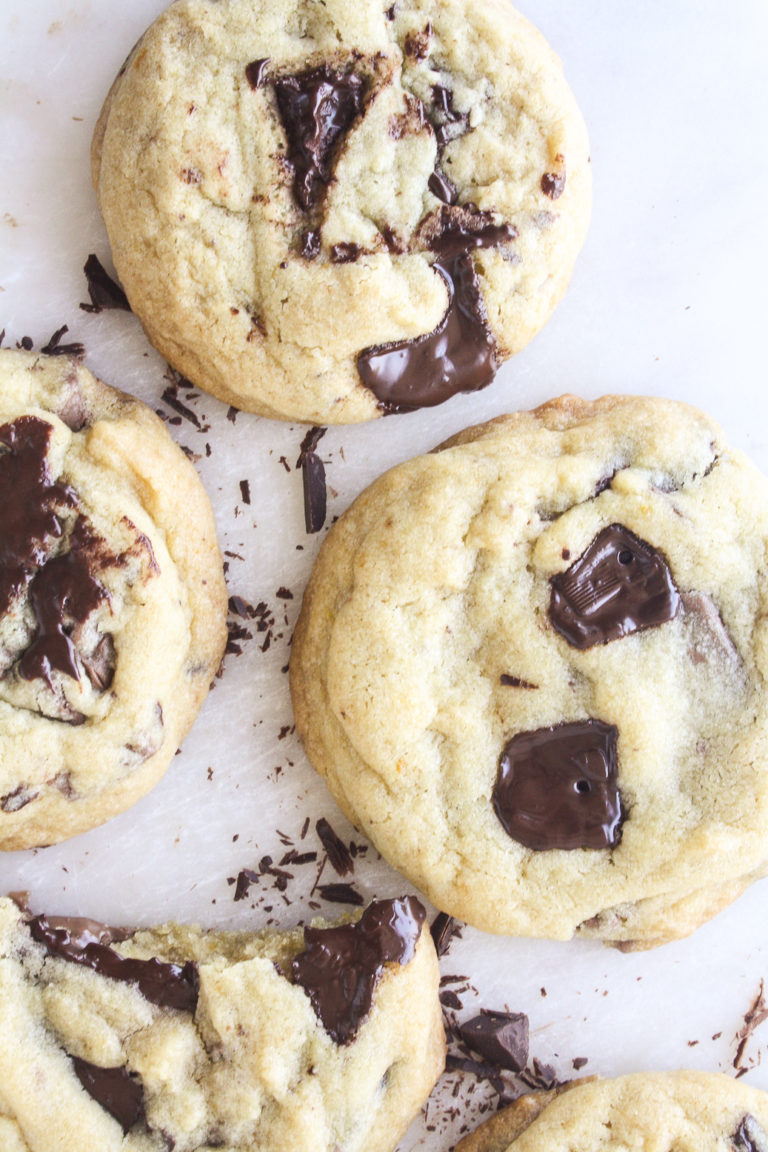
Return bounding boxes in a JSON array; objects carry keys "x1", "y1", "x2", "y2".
[
  {"x1": 453, "y1": 1071, "x2": 768, "y2": 1152},
  {"x1": 91, "y1": 0, "x2": 591, "y2": 423},
  {"x1": 0, "y1": 893, "x2": 444, "y2": 1151},
  {"x1": 291, "y1": 394, "x2": 768, "y2": 947},
  {"x1": 0, "y1": 349, "x2": 227, "y2": 850}
]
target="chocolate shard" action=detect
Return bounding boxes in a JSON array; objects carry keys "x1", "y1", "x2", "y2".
[
  {"x1": 72, "y1": 1057, "x2": 144, "y2": 1134},
  {"x1": 302, "y1": 452, "x2": 327, "y2": 533},
  {"x1": 428, "y1": 168, "x2": 458, "y2": 205},
  {"x1": 316, "y1": 816, "x2": 354, "y2": 876},
  {"x1": 430, "y1": 911, "x2": 461, "y2": 957},
  {"x1": 274, "y1": 67, "x2": 365, "y2": 213},
  {"x1": 458, "y1": 1009, "x2": 529, "y2": 1073},
  {"x1": 291, "y1": 896, "x2": 425, "y2": 1044},
  {"x1": 493, "y1": 719, "x2": 623, "y2": 851},
  {"x1": 733, "y1": 1114, "x2": 768, "y2": 1152},
  {"x1": 29, "y1": 914, "x2": 199, "y2": 1012},
  {"x1": 80, "y1": 254, "x2": 131, "y2": 314},
  {"x1": 549, "y1": 524, "x2": 680, "y2": 649}
]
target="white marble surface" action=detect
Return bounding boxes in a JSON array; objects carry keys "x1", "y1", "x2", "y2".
[{"x1": 2, "y1": 1, "x2": 768, "y2": 1147}]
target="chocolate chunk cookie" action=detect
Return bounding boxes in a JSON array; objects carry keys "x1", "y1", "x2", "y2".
[
  {"x1": 91, "y1": 0, "x2": 590, "y2": 423},
  {"x1": 0, "y1": 350, "x2": 227, "y2": 849},
  {"x1": 290, "y1": 395, "x2": 768, "y2": 947},
  {"x1": 0, "y1": 894, "x2": 444, "y2": 1150},
  {"x1": 454, "y1": 1072, "x2": 768, "y2": 1152}
]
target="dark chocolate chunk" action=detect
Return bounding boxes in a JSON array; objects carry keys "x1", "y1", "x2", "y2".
[
  {"x1": 302, "y1": 452, "x2": 327, "y2": 533},
  {"x1": 1, "y1": 785, "x2": 39, "y2": 813},
  {"x1": 292, "y1": 896, "x2": 425, "y2": 1044},
  {"x1": 493, "y1": 720, "x2": 623, "y2": 851},
  {"x1": 29, "y1": 914, "x2": 199, "y2": 1012},
  {"x1": 458, "y1": 1009, "x2": 529, "y2": 1072},
  {"x1": 430, "y1": 85, "x2": 469, "y2": 147},
  {"x1": 549, "y1": 524, "x2": 680, "y2": 649},
  {"x1": 72, "y1": 1057, "x2": 144, "y2": 1134},
  {"x1": 541, "y1": 167, "x2": 566, "y2": 200},
  {"x1": 428, "y1": 168, "x2": 458, "y2": 205},
  {"x1": 274, "y1": 67, "x2": 365, "y2": 212},
  {"x1": 733, "y1": 1114, "x2": 768, "y2": 1152},
  {"x1": 416, "y1": 204, "x2": 517, "y2": 259},
  {"x1": 245, "y1": 57, "x2": 270, "y2": 89},
  {"x1": 80, "y1": 254, "x2": 131, "y2": 314},
  {"x1": 330, "y1": 242, "x2": 362, "y2": 263},
  {"x1": 357, "y1": 252, "x2": 496, "y2": 412},
  {"x1": 317, "y1": 882, "x2": 364, "y2": 906},
  {"x1": 500, "y1": 673, "x2": 538, "y2": 690},
  {"x1": 430, "y1": 911, "x2": 461, "y2": 956}
]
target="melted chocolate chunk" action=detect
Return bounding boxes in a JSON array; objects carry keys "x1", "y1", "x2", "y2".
[
  {"x1": 72, "y1": 1057, "x2": 144, "y2": 1134},
  {"x1": 80, "y1": 254, "x2": 131, "y2": 314},
  {"x1": 0, "y1": 416, "x2": 76, "y2": 615},
  {"x1": 29, "y1": 914, "x2": 199, "y2": 1012},
  {"x1": 291, "y1": 896, "x2": 425, "y2": 1044},
  {"x1": 274, "y1": 67, "x2": 365, "y2": 212},
  {"x1": 549, "y1": 524, "x2": 680, "y2": 649},
  {"x1": 458, "y1": 1009, "x2": 529, "y2": 1072},
  {"x1": 357, "y1": 252, "x2": 496, "y2": 412},
  {"x1": 430, "y1": 85, "x2": 469, "y2": 147},
  {"x1": 419, "y1": 204, "x2": 517, "y2": 259},
  {"x1": 18, "y1": 518, "x2": 110, "y2": 687},
  {"x1": 245, "y1": 57, "x2": 270, "y2": 89},
  {"x1": 493, "y1": 720, "x2": 622, "y2": 851},
  {"x1": 733, "y1": 1114, "x2": 768, "y2": 1151}
]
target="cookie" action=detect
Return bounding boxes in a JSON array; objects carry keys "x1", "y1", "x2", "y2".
[
  {"x1": 453, "y1": 1071, "x2": 768, "y2": 1152},
  {"x1": 290, "y1": 394, "x2": 768, "y2": 947},
  {"x1": 0, "y1": 349, "x2": 227, "y2": 850},
  {"x1": 0, "y1": 893, "x2": 444, "y2": 1151},
  {"x1": 91, "y1": 0, "x2": 590, "y2": 423}
]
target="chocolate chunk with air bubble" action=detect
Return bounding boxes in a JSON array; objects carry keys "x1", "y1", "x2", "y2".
[
  {"x1": 549, "y1": 524, "x2": 680, "y2": 649},
  {"x1": 493, "y1": 719, "x2": 623, "y2": 851}
]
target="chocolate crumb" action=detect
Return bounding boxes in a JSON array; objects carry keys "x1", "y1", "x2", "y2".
[
  {"x1": 572, "y1": 1056, "x2": 588, "y2": 1070},
  {"x1": 226, "y1": 406, "x2": 239, "y2": 423},
  {"x1": 239, "y1": 479, "x2": 251, "y2": 505}
]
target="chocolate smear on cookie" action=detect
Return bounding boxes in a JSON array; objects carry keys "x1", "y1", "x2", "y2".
[
  {"x1": 549, "y1": 524, "x2": 680, "y2": 649},
  {"x1": 357, "y1": 207, "x2": 516, "y2": 411},
  {"x1": 274, "y1": 67, "x2": 366, "y2": 213},
  {"x1": 292, "y1": 895, "x2": 425, "y2": 1044},
  {"x1": 493, "y1": 720, "x2": 623, "y2": 851},
  {"x1": 29, "y1": 914, "x2": 199, "y2": 1012},
  {"x1": 72, "y1": 1057, "x2": 145, "y2": 1134}
]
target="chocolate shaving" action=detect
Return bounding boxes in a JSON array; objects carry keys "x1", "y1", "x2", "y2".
[
  {"x1": 80, "y1": 254, "x2": 131, "y2": 313},
  {"x1": 733, "y1": 980, "x2": 768, "y2": 1076},
  {"x1": 40, "y1": 325, "x2": 85, "y2": 359},
  {"x1": 316, "y1": 816, "x2": 354, "y2": 876},
  {"x1": 302, "y1": 452, "x2": 327, "y2": 533},
  {"x1": 317, "y1": 882, "x2": 364, "y2": 905}
]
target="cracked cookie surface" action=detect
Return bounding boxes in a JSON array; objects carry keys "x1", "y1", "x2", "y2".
[
  {"x1": 92, "y1": 0, "x2": 590, "y2": 423},
  {"x1": 0, "y1": 894, "x2": 444, "y2": 1151},
  {"x1": 290, "y1": 395, "x2": 768, "y2": 946},
  {"x1": 454, "y1": 1071, "x2": 768, "y2": 1152},
  {"x1": 0, "y1": 350, "x2": 227, "y2": 850}
]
